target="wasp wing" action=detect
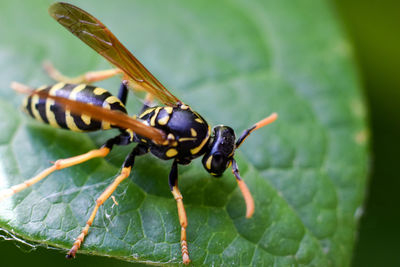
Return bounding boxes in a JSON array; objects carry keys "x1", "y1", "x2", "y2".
[
  {"x1": 12, "y1": 82, "x2": 167, "y2": 145},
  {"x1": 48, "y1": 2, "x2": 180, "y2": 107}
]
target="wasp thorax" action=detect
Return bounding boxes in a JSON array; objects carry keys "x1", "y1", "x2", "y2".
[{"x1": 202, "y1": 125, "x2": 236, "y2": 177}]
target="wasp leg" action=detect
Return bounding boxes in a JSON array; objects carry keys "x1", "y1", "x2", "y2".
[
  {"x1": 43, "y1": 61, "x2": 122, "y2": 84},
  {"x1": 168, "y1": 160, "x2": 190, "y2": 265},
  {"x1": 138, "y1": 93, "x2": 155, "y2": 114},
  {"x1": 118, "y1": 78, "x2": 154, "y2": 109},
  {"x1": 0, "y1": 135, "x2": 129, "y2": 202},
  {"x1": 144, "y1": 93, "x2": 154, "y2": 106},
  {"x1": 66, "y1": 144, "x2": 148, "y2": 258}
]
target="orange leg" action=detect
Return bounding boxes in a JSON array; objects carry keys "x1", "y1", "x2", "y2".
[
  {"x1": 169, "y1": 160, "x2": 190, "y2": 264},
  {"x1": 67, "y1": 166, "x2": 131, "y2": 258},
  {"x1": 66, "y1": 144, "x2": 148, "y2": 258},
  {"x1": 43, "y1": 61, "x2": 156, "y2": 106},
  {"x1": 171, "y1": 186, "x2": 190, "y2": 264},
  {"x1": 43, "y1": 61, "x2": 122, "y2": 84},
  {"x1": 0, "y1": 147, "x2": 110, "y2": 202},
  {"x1": 144, "y1": 92, "x2": 154, "y2": 105}
]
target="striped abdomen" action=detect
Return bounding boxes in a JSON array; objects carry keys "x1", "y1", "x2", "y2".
[{"x1": 23, "y1": 82, "x2": 127, "y2": 132}]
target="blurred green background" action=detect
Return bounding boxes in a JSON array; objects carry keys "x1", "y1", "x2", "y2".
[
  {"x1": 335, "y1": 0, "x2": 400, "y2": 266},
  {"x1": 0, "y1": 0, "x2": 398, "y2": 266}
]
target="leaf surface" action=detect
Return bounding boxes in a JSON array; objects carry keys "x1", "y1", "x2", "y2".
[{"x1": 0, "y1": 0, "x2": 369, "y2": 266}]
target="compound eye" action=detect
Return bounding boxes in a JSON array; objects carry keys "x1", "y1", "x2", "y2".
[
  {"x1": 201, "y1": 153, "x2": 229, "y2": 177},
  {"x1": 212, "y1": 153, "x2": 224, "y2": 167}
]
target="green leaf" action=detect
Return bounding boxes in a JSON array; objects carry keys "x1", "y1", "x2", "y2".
[{"x1": 0, "y1": 0, "x2": 369, "y2": 266}]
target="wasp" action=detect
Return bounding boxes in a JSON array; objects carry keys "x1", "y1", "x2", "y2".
[{"x1": 1, "y1": 2, "x2": 277, "y2": 265}]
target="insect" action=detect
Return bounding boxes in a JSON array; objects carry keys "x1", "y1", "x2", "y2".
[{"x1": 1, "y1": 2, "x2": 277, "y2": 265}]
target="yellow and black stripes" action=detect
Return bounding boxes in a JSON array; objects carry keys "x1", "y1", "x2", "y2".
[
  {"x1": 139, "y1": 106, "x2": 173, "y2": 129},
  {"x1": 137, "y1": 105, "x2": 211, "y2": 161},
  {"x1": 23, "y1": 83, "x2": 127, "y2": 132}
]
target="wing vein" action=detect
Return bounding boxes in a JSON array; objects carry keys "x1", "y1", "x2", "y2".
[{"x1": 49, "y1": 2, "x2": 181, "y2": 106}]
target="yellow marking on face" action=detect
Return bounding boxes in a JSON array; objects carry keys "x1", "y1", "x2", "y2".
[
  {"x1": 141, "y1": 138, "x2": 147, "y2": 143},
  {"x1": 150, "y1": 107, "x2": 162, "y2": 126},
  {"x1": 81, "y1": 114, "x2": 91, "y2": 125},
  {"x1": 195, "y1": 118, "x2": 203, "y2": 123},
  {"x1": 65, "y1": 84, "x2": 87, "y2": 132},
  {"x1": 164, "y1": 106, "x2": 173, "y2": 114},
  {"x1": 227, "y1": 160, "x2": 232, "y2": 168},
  {"x1": 210, "y1": 172, "x2": 218, "y2": 176},
  {"x1": 139, "y1": 107, "x2": 155, "y2": 119},
  {"x1": 45, "y1": 83, "x2": 65, "y2": 128},
  {"x1": 190, "y1": 125, "x2": 211, "y2": 155},
  {"x1": 166, "y1": 148, "x2": 178, "y2": 158},
  {"x1": 105, "y1": 96, "x2": 121, "y2": 104},
  {"x1": 206, "y1": 155, "x2": 213, "y2": 170},
  {"x1": 190, "y1": 128, "x2": 197, "y2": 137},
  {"x1": 157, "y1": 115, "x2": 170, "y2": 125},
  {"x1": 93, "y1": 87, "x2": 108, "y2": 95},
  {"x1": 180, "y1": 104, "x2": 189, "y2": 110}
]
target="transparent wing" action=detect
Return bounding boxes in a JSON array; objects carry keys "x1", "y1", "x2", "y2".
[{"x1": 49, "y1": 2, "x2": 180, "y2": 106}]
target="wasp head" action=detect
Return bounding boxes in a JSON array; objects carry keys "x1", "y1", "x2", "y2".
[
  {"x1": 202, "y1": 125, "x2": 236, "y2": 177},
  {"x1": 201, "y1": 113, "x2": 277, "y2": 218}
]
